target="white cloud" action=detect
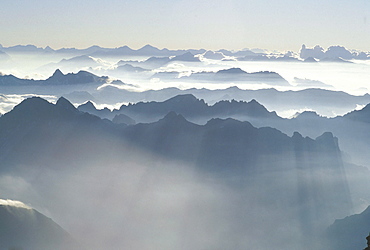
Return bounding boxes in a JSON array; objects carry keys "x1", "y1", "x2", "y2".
[{"x1": 0, "y1": 199, "x2": 32, "y2": 209}]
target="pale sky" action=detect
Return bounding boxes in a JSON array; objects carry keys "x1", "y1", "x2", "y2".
[{"x1": 1, "y1": 0, "x2": 370, "y2": 51}]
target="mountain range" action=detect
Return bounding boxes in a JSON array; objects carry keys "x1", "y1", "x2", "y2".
[
  {"x1": 300, "y1": 44, "x2": 370, "y2": 60},
  {"x1": 0, "y1": 69, "x2": 109, "y2": 86},
  {"x1": 0, "y1": 44, "x2": 207, "y2": 58},
  {"x1": 3, "y1": 43, "x2": 369, "y2": 62},
  {"x1": 64, "y1": 85, "x2": 370, "y2": 118},
  {"x1": 152, "y1": 67, "x2": 290, "y2": 85},
  {"x1": 78, "y1": 94, "x2": 281, "y2": 124},
  {"x1": 77, "y1": 93, "x2": 370, "y2": 170},
  {"x1": 0, "y1": 96, "x2": 364, "y2": 249},
  {"x1": 117, "y1": 51, "x2": 201, "y2": 70}
]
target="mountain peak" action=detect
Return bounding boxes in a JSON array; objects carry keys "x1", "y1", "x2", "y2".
[
  {"x1": 162, "y1": 111, "x2": 187, "y2": 122},
  {"x1": 217, "y1": 68, "x2": 247, "y2": 74},
  {"x1": 166, "y1": 94, "x2": 200, "y2": 103},
  {"x1": 316, "y1": 131, "x2": 334, "y2": 141},
  {"x1": 171, "y1": 52, "x2": 199, "y2": 62},
  {"x1": 139, "y1": 44, "x2": 158, "y2": 50},
  {"x1": 52, "y1": 69, "x2": 64, "y2": 78},
  {"x1": 315, "y1": 132, "x2": 339, "y2": 150},
  {"x1": 56, "y1": 97, "x2": 77, "y2": 112},
  {"x1": 296, "y1": 110, "x2": 321, "y2": 119},
  {"x1": 81, "y1": 101, "x2": 96, "y2": 109},
  {"x1": 248, "y1": 99, "x2": 259, "y2": 105},
  {"x1": 343, "y1": 103, "x2": 370, "y2": 123},
  {"x1": 292, "y1": 131, "x2": 303, "y2": 139}
]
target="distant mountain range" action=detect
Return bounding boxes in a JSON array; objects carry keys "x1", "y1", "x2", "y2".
[
  {"x1": 38, "y1": 55, "x2": 110, "y2": 73},
  {"x1": 2, "y1": 43, "x2": 369, "y2": 62},
  {"x1": 0, "y1": 44, "x2": 207, "y2": 58},
  {"x1": 0, "y1": 69, "x2": 109, "y2": 86},
  {"x1": 117, "y1": 51, "x2": 201, "y2": 70},
  {"x1": 66, "y1": 86, "x2": 370, "y2": 119},
  {"x1": 152, "y1": 68, "x2": 290, "y2": 85},
  {"x1": 78, "y1": 94, "x2": 281, "y2": 123},
  {"x1": 300, "y1": 44, "x2": 369, "y2": 60}
]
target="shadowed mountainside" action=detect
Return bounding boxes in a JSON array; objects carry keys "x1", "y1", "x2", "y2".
[
  {"x1": 0, "y1": 97, "x2": 355, "y2": 249},
  {"x1": 0, "y1": 201, "x2": 81, "y2": 250},
  {"x1": 325, "y1": 205, "x2": 370, "y2": 250}
]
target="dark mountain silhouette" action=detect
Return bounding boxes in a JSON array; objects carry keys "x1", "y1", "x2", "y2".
[
  {"x1": 2, "y1": 96, "x2": 344, "y2": 174},
  {"x1": 0, "y1": 73, "x2": 33, "y2": 85},
  {"x1": 0, "y1": 69, "x2": 109, "y2": 86},
  {"x1": 325, "y1": 206, "x2": 370, "y2": 250},
  {"x1": 78, "y1": 94, "x2": 281, "y2": 123},
  {"x1": 366, "y1": 233, "x2": 370, "y2": 250},
  {"x1": 44, "y1": 69, "x2": 108, "y2": 85},
  {"x1": 287, "y1": 104, "x2": 370, "y2": 167},
  {"x1": 342, "y1": 103, "x2": 370, "y2": 123},
  {"x1": 0, "y1": 200, "x2": 81, "y2": 250},
  {"x1": 78, "y1": 100, "x2": 113, "y2": 119},
  {"x1": 0, "y1": 96, "x2": 354, "y2": 249},
  {"x1": 213, "y1": 68, "x2": 289, "y2": 84},
  {"x1": 0, "y1": 96, "x2": 346, "y2": 180},
  {"x1": 77, "y1": 89, "x2": 370, "y2": 168},
  {"x1": 152, "y1": 67, "x2": 289, "y2": 85},
  {"x1": 78, "y1": 86, "x2": 370, "y2": 119}
]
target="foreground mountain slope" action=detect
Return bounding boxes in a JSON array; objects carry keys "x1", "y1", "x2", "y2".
[
  {"x1": 0, "y1": 199, "x2": 81, "y2": 250},
  {"x1": 325, "y1": 205, "x2": 370, "y2": 250}
]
